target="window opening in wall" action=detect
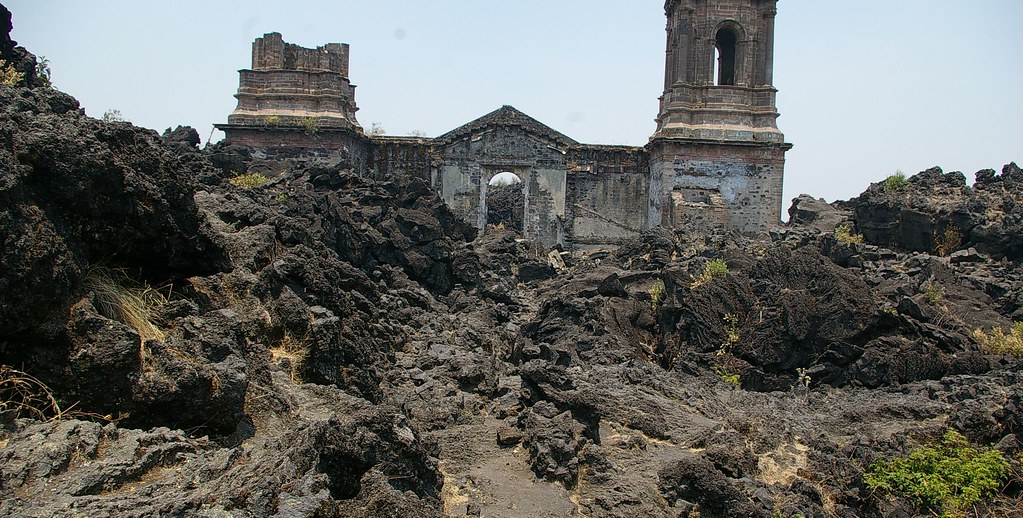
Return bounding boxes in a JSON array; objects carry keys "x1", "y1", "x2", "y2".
[
  {"x1": 714, "y1": 28, "x2": 737, "y2": 86},
  {"x1": 486, "y1": 172, "x2": 525, "y2": 232}
]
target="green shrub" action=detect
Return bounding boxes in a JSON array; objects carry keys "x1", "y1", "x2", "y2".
[
  {"x1": 923, "y1": 281, "x2": 945, "y2": 305},
  {"x1": 924, "y1": 280, "x2": 945, "y2": 305},
  {"x1": 35, "y1": 56, "x2": 51, "y2": 87},
  {"x1": 710, "y1": 314, "x2": 745, "y2": 388},
  {"x1": 714, "y1": 366, "x2": 741, "y2": 388},
  {"x1": 835, "y1": 224, "x2": 864, "y2": 244},
  {"x1": 864, "y1": 430, "x2": 1008, "y2": 517},
  {"x1": 649, "y1": 279, "x2": 665, "y2": 312},
  {"x1": 692, "y1": 259, "x2": 729, "y2": 287},
  {"x1": 264, "y1": 114, "x2": 281, "y2": 127},
  {"x1": 229, "y1": 172, "x2": 271, "y2": 189},
  {"x1": 101, "y1": 109, "x2": 124, "y2": 122},
  {"x1": 302, "y1": 117, "x2": 320, "y2": 136},
  {"x1": 720, "y1": 313, "x2": 740, "y2": 353},
  {"x1": 706, "y1": 258, "x2": 729, "y2": 277},
  {"x1": 973, "y1": 322, "x2": 1023, "y2": 356},
  {"x1": 884, "y1": 170, "x2": 908, "y2": 193}
]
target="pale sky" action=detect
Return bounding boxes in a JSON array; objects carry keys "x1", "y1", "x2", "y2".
[{"x1": 5, "y1": 1, "x2": 1021, "y2": 205}]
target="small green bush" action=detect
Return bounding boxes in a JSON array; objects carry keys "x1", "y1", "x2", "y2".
[
  {"x1": 923, "y1": 281, "x2": 945, "y2": 306},
  {"x1": 706, "y1": 259, "x2": 729, "y2": 277},
  {"x1": 720, "y1": 313, "x2": 740, "y2": 353},
  {"x1": 264, "y1": 114, "x2": 281, "y2": 127},
  {"x1": 835, "y1": 224, "x2": 864, "y2": 244},
  {"x1": 302, "y1": 117, "x2": 320, "y2": 136},
  {"x1": 714, "y1": 366, "x2": 741, "y2": 388},
  {"x1": 884, "y1": 170, "x2": 908, "y2": 193},
  {"x1": 229, "y1": 172, "x2": 271, "y2": 189},
  {"x1": 649, "y1": 279, "x2": 665, "y2": 312},
  {"x1": 973, "y1": 322, "x2": 1023, "y2": 356},
  {"x1": 35, "y1": 56, "x2": 51, "y2": 87},
  {"x1": 101, "y1": 109, "x2": 124, "y2": 122},
  {"x1": 864, "y1": 430, "x2": 1008, "y2": 517},
  {"x1": 692, "y1": 259, "x2": 729, "y2": 287}
]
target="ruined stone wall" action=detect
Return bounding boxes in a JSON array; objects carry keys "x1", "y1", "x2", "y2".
[
  {"x1": 436, "y1": 127, "x2": 567, "y2": 248},
  {"x1": 251, "y1": 33, "x2": 350, "y2": 76},
  {"x1": 369, "y1": 137, "x2": 432, "y2": 183},
  {"x1": 217, "y1": 0, "x2": 794, "y2": 248},
  {"x1": 364, "y1": 135, "x2": 657, "y2": 249},
  {"x1": 223, "y1": 128, "x2": 371, "y2": 172},
  {"x1": 650, "y1": 141, "x2": 786, "y2": 233},
  {"x1": 565, "y1": 146, "x2": 649, "y2": 245}
]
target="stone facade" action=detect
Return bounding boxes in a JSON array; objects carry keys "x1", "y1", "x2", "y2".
[
  {"x1": 217, "y1": 1, "x2": 790, "y2": 248},
  {"x1": 429, "y1": 106, "x2": 573, "y2": 249},
  {"x1": 565, "y1": 146, "x2": 650, "y2": 246}
]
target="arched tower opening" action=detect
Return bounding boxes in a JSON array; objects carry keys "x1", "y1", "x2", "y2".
[{"x1": 714, "y1": 28, "x2": 737, "y2": 86}]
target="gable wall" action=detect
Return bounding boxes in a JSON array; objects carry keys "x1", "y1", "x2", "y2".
[
  {"x1": 369, "y1": 137, "x2": 432, "y2": 183},
  {"x1": 435, "y1": 127, "x2": 568, "y2": 248},
  {"x1": 364, "y1": 129, "x2": 655, "y2": 249}
]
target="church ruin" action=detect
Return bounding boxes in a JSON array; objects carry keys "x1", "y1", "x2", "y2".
[{"x1": 216, "y1": 0, "x2": 790, "y2": 249}]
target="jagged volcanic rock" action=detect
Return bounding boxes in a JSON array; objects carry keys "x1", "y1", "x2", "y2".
[
  {"x1": 0, "y1": 3, "x2": 38, "y2": 86},
  {"x1": 848, "y1": 164, "x2": 1023, "y2": 259},
  {"x1": 2, "y1": 5, "x2": 1023, "y2": 515}
]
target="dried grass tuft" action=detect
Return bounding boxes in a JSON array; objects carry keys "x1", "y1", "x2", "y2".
[
  {"x1": 270, "y1": 332, "x2": 310, "y2": 384},
  {"x1": 84, "y1": 267, "x2": 166, "y2": 342}
]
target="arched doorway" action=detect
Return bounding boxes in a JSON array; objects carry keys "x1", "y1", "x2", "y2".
[{"x1": 486, "y1": 172, "x2": 524, "y2": 232}]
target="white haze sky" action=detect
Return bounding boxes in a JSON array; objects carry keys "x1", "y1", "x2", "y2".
[{"x1": 6, "y1": 1, "x2": 1022, "y2": 205}]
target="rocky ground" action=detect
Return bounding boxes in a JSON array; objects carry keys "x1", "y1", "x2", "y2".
[{"x1": 2, "y1": 6, "x2": 1023, "y2": 517}]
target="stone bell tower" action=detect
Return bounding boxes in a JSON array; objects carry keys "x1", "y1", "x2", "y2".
[
  {"x1": 649, "y1": 0, "x2": 791, "y2": 233},
  {"x1": 216, "y1": 33, "x2": 363, "y2": 151}
]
